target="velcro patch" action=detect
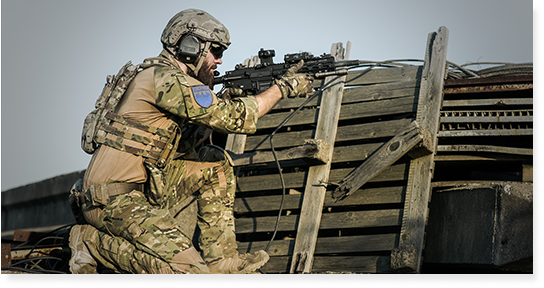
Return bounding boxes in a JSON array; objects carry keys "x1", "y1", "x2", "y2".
[{"x1": 191, "y1": 85, "x2": 214, "y2": 108}]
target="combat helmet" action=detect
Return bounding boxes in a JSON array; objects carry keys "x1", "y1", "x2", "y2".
[{"x1": 161, "y1": 9, "x2": 230, "y2": 76}]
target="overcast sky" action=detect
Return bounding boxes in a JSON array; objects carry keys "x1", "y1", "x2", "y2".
[{"x1": 0, "y1": 0, "x2": 535, "y2": 191}]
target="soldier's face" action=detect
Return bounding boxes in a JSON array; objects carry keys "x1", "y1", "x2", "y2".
[{"x1": 198, "y1": 48, "x2": 222, "y2": 88}]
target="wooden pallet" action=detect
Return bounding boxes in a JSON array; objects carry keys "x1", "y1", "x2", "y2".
[{"x1": 226, "y1": 27, "x2": 449, "y2": 274}]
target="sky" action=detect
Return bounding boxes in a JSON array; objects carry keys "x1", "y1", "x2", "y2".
[{"x1": 0, "y1": 0, "x2": 535, "y2": 191}]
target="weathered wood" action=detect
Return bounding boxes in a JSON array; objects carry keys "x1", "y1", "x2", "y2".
[
  {"x1": 342, "y1": 80, "x2": 419, "y2": 103},
  {"x1": 257, "y1": 94, "x2": 416, "y2": 130},
  {"x1": 312, "y1": 256, "x2": 393, "y2": 273},
  {"x1": 442, "y1": 98, "x2": 533, "y2": 108},
  {"x1": 238, "y1": 233, "x2": 398, "y2": 256},
  {"x1": 436, "y1": 145, "x2": 533, "y2": 156},
  {"x1": 313, "y1": 65, "x2": 422, "y2": 88},
  {"x1": 271, "y1": 80, "x2": 419, "y2": 111},
  {"x1": 246, "y1": 117, "x2": 413, "y2": 151},
  {"x1": 433, "y1": 154, "x2": 531, "y2": 162},
  {"x1": 391, "y1": 26, "x2": 449, "y2": 273},
  {"x1": 225, "y1": 133, "x2": 246, "y2": 154},
  {"x1": 331, "y1": 121, "x2": 426, "y2": 200},
  {"x1": 234, "y1": 186, "x2": 405, "y2": 214},
  {"x1": 235, "y1": 209, "x2": 402, "y2": 234},
  {"x1": 290, "y1": 42, "x2": 349, "y2": 274},
  {"x1": 230, "y1": 139, "x2": 330, "y2": 167},
  {"x1": 261, "y1": 255, "x2": 392, "y2": 274},
  {"x1": 236, "y1": 163, "x2": 409, "y2": 193}
]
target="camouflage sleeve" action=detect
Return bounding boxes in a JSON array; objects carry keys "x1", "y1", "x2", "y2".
[{"x1": 153, "y1": 65, "x2": 259, "y2": 134}]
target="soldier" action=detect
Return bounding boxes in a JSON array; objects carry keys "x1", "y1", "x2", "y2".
[{"x1": 68, "y1": 9, "x2": 313, "y2": 274}]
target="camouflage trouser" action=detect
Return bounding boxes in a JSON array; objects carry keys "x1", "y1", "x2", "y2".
[{"x1": 81, "y1": 146, "x2": 238, "y2": 273}]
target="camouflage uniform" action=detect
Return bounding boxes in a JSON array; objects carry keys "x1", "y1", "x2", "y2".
[
  {"x1": 74, "y1": 50, "x2": 260, "y2": 274},
  {"x1": 71, "y1": 8, "x2": 312, "y2": 274}
]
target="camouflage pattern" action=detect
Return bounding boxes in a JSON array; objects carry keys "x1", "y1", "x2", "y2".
[
  {"x1": 79, "y1": 147, "x2": 238, "y2": 273},
  {"x1": 78, "y1": 224, "x2": 208, "y2": 274},
  {"x1": 73, "y1": 53, "x2": 262, "y2": 273},
  {"x1": 146, "y1": 147, "x2": 239, "y2": 261},
  {"x1": 152, "y1": 53, "x2": 259, "y2": 135},
  {"x1": 90, "y1": 51, "x2": 258, "y2": 169},
  {"x1": 274, "y1": 60, "x2": 314, "y2": 98},
  {"x1": 99, "y1": 112, "x2": 181, "y2": 168},
  {"x1": 161, "y1": 9, "x2": 231, "y2": 54}
]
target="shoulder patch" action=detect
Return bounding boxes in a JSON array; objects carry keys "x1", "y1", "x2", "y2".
[{"x1": 191, "y1": 85, "x2": 214, "y2": 108}]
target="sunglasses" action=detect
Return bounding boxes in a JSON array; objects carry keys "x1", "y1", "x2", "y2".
[{"x1": 210, "y1": 46, "x2": 224, "y2": 59}]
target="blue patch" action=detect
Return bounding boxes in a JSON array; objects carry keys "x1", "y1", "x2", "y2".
[{"x1": 191, "y1": 85, "x2": 214, "y2": 108}]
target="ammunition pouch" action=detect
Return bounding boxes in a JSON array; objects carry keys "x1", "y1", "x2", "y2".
[
  {"x1": 69, "y1": 179, "x2": 87, "y2": 224},
  {"x1": 69, "y1": 179, "x2": 145, "y2": 224},
  {"x1": 84, "y1": 182, "x2": 144, "y2": 207}
]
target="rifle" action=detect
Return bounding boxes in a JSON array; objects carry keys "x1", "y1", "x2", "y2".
[{"x1": 213, "y1": 48, "x2": 363, "y2": 95}]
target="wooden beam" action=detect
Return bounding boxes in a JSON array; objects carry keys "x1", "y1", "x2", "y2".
[
  {"x1": 331, "y1": 121, "x2": 428, "y2": 200},
  {"x1": 289, "y1": 42, "x2": 349, "y2": 274},
  {"x1": 390, "y1": 26, "x2": 449, "y2": 273},
  {"x1": 230, "y1": 139, "x2": 330, "y2": 167}
]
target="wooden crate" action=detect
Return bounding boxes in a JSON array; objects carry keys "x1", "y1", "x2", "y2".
[{"x1": 226, "y1": 28, "x2": 450, "y2": 273}]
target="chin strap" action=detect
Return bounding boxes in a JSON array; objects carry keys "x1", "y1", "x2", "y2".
[{"x1": 186, "y1": 41, "x2": 211, "y2": 77}]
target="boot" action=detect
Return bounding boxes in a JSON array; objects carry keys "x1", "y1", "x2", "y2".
[
  {"x1": 68, "y1": 224, "x2": 98, "y2": 274},
  {"x1": 207, "y1": 250, "x2": 269, "y2": 274}
]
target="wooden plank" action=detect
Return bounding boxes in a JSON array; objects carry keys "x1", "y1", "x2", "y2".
[
  {"x1": 312, "y1": 256, "x2": 392, "y2": 273},
  {"x1": 436, "y1": 144, "x2": 532, "y2": 156},
  {"x1": 290, "y1": 42, "x2": 348, "y2": 273},
  {"x1": 236, "y1": 163, "x2": 409, "y2": 193},
  {"x1": 257, "y1": 94, "x2": 416, "y2": 130},
  {"x1": 261, "y1": 255, "x2": 392, "y2": 274},
  {"x1": 234, "y1": 186, "x2": 405, "y2": 214},
  {"x1": 313, "y1": 65, "x2": 422, "y2": 88},
  {"x1": 391, "y1": 26, "x2": 449, "y2": 273},
  {"x1": 230, "y1": 139, "x2": 330, "y2": 167},
  {"x1": 225, "y1": 133, "x2": 246, "y2": 154},
  {"x1": 342, "y1": 80, "x2": 419, "y2": 103},
  {"x1": 235, "y1": 209, "x2": 402, "y2": 234},
  {"x1": 246, "y1": 117, "x2": 413, "y2": 151},
  {"x1": 271, "y1": 80, "x2": 419, "y2": 111},
  {"x1": 331, "y1": 121, "x2": 427, "y2": 200},
  {"x1": 238, "y1": 234, "x2": 397, "y2": 256}
]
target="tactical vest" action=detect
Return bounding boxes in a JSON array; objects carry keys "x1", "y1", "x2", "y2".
[{"x1": 81, "y1": 57, "x2": 186, "y2": 168}]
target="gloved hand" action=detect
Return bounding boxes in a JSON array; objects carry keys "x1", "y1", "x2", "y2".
[
  {"x1": 274, "y1": 60, "x2": 314, "y2": 98},
  {"x1": 217, "y1": 87, "x2": 245, "y2": 100}
]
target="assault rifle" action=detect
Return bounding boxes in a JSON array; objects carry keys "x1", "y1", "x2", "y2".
[{"x1": 213, "y1": 49, "x2": 363, "y2": 95}]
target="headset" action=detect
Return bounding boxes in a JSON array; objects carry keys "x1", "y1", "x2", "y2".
[{"x1": 177, "y1": 34, "x2": 202, "y2": 63}]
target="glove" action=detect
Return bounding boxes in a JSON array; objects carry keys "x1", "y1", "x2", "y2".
[
  {"x1": 274, "y1": 60, "x2": 314, "y2": 98},
  {"x1": 217, "y1": 87, "x2": 245, "y2": 100}
]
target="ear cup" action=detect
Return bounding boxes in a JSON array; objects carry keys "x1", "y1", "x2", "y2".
[{"x1": 178, "y1": 35, "x2": 201, "y2": 63}]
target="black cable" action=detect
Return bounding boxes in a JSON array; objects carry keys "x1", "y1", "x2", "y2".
[{"x1": 264, "y1": 90, "x2": 324, "y2": 252}]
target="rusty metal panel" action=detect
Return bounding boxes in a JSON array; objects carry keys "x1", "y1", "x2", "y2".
[
  {"x1": 443, "y1": 83, "x2": 532, "y2": 94},
  {"x1": 444, "y1": 75, "x2": 533, "y2": 86},
  {"x1": 2, "y1": 243, "x2": 12, "y2": 267}
]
